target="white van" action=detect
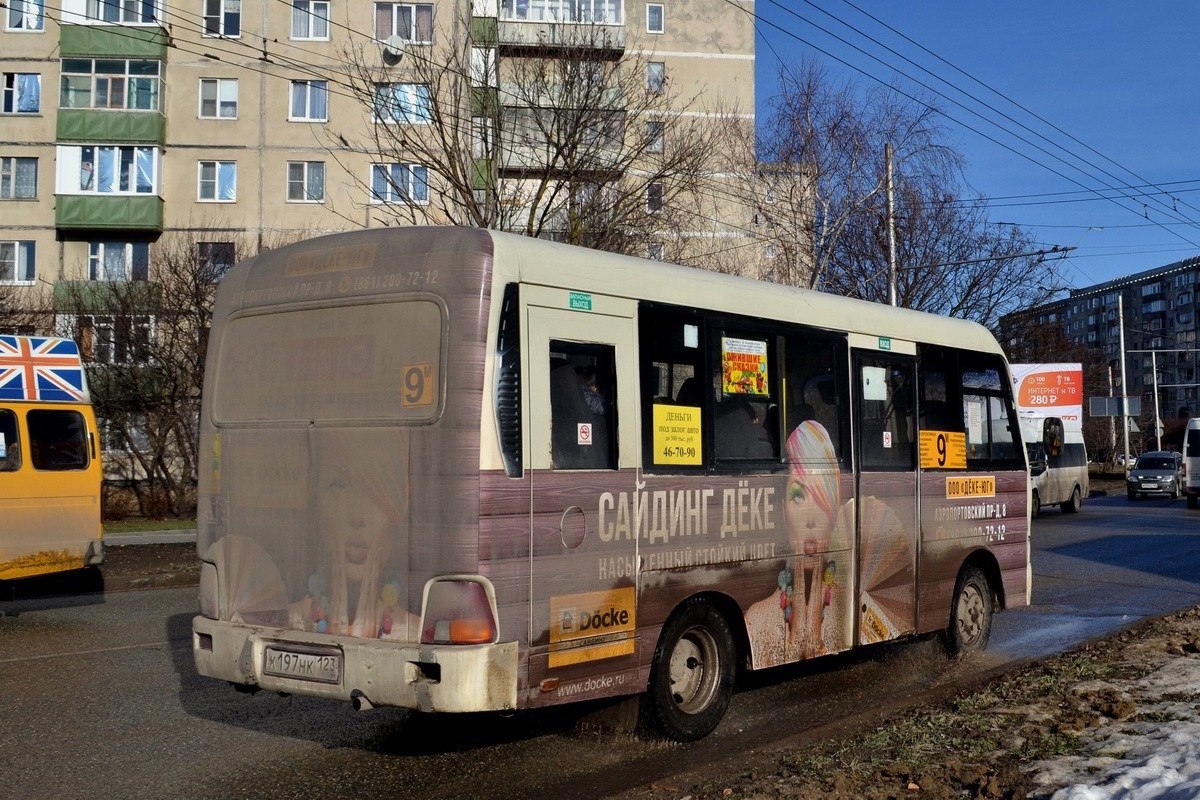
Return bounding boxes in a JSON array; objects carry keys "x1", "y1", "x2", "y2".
[
  {"x1": 1023, "y1": 416, "x2": 1089, "y2": 517},
  {"x1": 1185, "y1": 417, "x2": 1200, "y2": 509}
]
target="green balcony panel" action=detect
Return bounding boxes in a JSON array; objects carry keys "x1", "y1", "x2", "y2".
[
  {"x1": 57, "y1": 109, "x2": 165, "y2": 144},
  {"x1": 471, "y1": 16, "x2": 498, "y2": 44},
  {"x1": 59, "y1": 25, "x2": 168, "y2": 59},
  {"x1": 472, "y1": 87, "x2": 499, "y2": 116},
  {"x1": 53, "y1": 280, "x2": 161, "y2": 313},
  {"x1": 56, "y1": 195, "x2": 164, "y2": 231},
  {"x1": 471, "y1": 157, "x2": 491, "y2": 190}
]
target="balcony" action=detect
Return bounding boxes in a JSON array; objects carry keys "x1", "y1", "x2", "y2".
[
  {"x1": 60, "y1": 25, "x2": 168, "y2": 59},
  {"x1": 493, "y1": 1, "x2": 624, "y2": 55},
  {"x1": 56, "y1": 194, "x2": 164, "y2": 231},
  {"x1": 57, "y1": 109, "x2": 165, "y2": 144}
]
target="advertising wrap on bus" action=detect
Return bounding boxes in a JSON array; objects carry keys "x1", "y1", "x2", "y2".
[
  {"x1": 1011, "y1": 363, "x2": 1088, "y2": 516},
  {"x1": 192, "y1": 227, "x2": 1030, "y2": 741}
]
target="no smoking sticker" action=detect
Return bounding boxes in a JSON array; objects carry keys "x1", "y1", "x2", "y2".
[{"x1": 577, "y1": 423, "x2": 592, "y2": 446}]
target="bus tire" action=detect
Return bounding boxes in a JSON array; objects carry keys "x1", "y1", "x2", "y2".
[
  {"x1": 641, "y1": 598, "x2": 735, "y2": 742},
  {"x1": 945, "y1": 565, "x2": 992, "y2": 658},
  {"x1": 1062, "y1": 486, "x2": 1081, "y2": 514},
  {"x1": 1031, "y1": 490, "x2": 1040, "y2": 519}
]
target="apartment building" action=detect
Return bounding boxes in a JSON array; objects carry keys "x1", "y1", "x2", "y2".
[
  {"x1": 1000, "y1": 255, "x2": 1200, "y2": 422},
  {"x1": 2, "y1": 0, "x2": 758, "y2": 318}
]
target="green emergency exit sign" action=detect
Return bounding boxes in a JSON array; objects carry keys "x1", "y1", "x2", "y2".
[
  {"x1": 878, "y1": 337, "x2": 892, "y2": 351},
  {"x1": 569, "y1": 292, "x2": 593, "y2": 311}
]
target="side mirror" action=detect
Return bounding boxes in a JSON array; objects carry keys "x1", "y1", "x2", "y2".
[{"x1": 1042, "y1": 417, "x2": 1065, "y2": 460}]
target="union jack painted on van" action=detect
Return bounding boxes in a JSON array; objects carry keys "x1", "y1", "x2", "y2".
[{"x1": 0, "y1": 336, "x2": 89, "y2": 403}]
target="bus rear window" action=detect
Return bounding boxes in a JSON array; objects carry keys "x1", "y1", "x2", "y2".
[
  {"x1": 28, "y1": 410, "x2": 89, "y2": 471},
  {"x1": 213, "y1": 300, "x2": 444, "y2": 423}
]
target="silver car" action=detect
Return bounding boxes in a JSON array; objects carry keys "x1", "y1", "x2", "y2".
[{"x1": 1127, "y1": 451, "x2": 1185, "y2": 500}]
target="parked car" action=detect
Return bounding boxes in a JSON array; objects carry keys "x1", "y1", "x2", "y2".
[{"x1": 1127, "y1": 451, "x2": 1185, "y2": 500}]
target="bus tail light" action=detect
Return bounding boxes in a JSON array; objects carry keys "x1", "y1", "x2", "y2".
[
  {"x1": 199, "y1": 561, "x2": 219, "y2": 620},
  {"x1": 421, "y1": 579, "x2": 497, "y2": 645}
]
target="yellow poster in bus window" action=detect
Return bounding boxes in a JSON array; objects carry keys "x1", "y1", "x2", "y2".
[
  {"x1": 652, "y1": 404, "x2": 702, "y2": 465},
  {"x1": 721, "y1": 337, "x2": 769, "y2": 395},
  {"x1": 549, "y1": 587, "x2": 636, "y2": 667},
  {"x1": 919, "y1": 430, "x2": 967, "y2": 470}
]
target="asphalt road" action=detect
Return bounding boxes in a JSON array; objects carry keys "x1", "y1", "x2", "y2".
[{"x1": 2, "y1": 495, "x2": 1197, "y2": 800}]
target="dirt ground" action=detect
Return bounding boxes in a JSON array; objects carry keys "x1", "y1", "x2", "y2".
[{"x1": 623, "y1": 609, "x2": 1200, "y2": 800}]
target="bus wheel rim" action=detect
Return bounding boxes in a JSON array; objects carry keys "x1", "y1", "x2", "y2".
[
  {"x1": 669, "y1": 625, "x2": 719, "y2": 714},
  {"x1": 957, "y1": 584, "x2": 986, "y2": 644}
]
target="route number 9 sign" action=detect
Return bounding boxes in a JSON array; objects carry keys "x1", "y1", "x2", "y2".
[
  {"x1": 919, "y1": 430, "x2": 967, "y2": 470},
  {"x1": 401, "y1": 362, "x2": 436, "y2": 407}
]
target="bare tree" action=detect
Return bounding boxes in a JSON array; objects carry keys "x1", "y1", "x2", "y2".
[
  {"x1": 743, "y1": 58, "x2": 1059, "y2": 328},
  {"x1": 51, "y1": 230, "x2": 255, "y2": 517},
  {"x1": 332, "y1": 12, "x2": 725, "y2": 257}
]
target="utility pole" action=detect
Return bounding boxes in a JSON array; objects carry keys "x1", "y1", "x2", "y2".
[
  {"x1": 1118, "y1": 295, "x2": 1130, "y2": 468},
  {"x1": 1108, "y1": 365, "x2": 1115, "y2": 458},
  {"x1": 1151, "y1": 350, "x2": 1162, "y2": 450},
  {"x1": 885, "y1": 142, "x2": 897, "y2": 307}
]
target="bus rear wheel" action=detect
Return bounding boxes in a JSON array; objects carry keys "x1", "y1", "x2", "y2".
[
  {"x1": 945, "y1": 565, "x2": 993, "y2": 658},
  {"x1": 1031, "y1": 490, "x2": 1040, "y2": 519},
  {"x1": 1061, "y1": 486, "x2": 1081, "y2": 514},
  {"x1": 641, "y1": 598, "x2": 735, "y2": 742}
]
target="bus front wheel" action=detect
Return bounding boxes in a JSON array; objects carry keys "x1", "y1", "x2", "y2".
[
  {"x1": 641, "y1": 598, "x2": 736, "y2": 742},
  {"x1": 945, "y1": 565, "x2": 993, "y2": 658}
]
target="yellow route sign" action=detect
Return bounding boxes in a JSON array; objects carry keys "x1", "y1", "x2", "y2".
[{"x1": 920, "y1": 430, "x2": 967, "y2": 470}]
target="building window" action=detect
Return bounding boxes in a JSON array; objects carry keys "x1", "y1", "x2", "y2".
[
  {"x1": 645, "y1": 120, "x2": 664, "y2": 153},
  {"x1": 287, "y1": 161, "x2": 325, "y2": 202},
  {"x1": 1179, "y1": 291, "x2": 1193, "y2": 305},
  {"x1": 197, "y1": 241, "x2": 236, "y2": 279},
  {"x1": 646, "y1": 2, "x2": 663, "y2": 33},
  {"x1": 374, "y1": 2, "x2": 433, "y2": 43},
  {"x1": 646, "y1": 181, "x2": 663, "y2": 212},
  {"x1": 203, "y1": 0, "x2": 240, "y2": 36},
  {"x1": 79, "y1": 315, "x2": 152, "y2": 365},
  {"x1": 72, "y1": 145, "x2": 158, "y2": 194},
  {"x1": 197, "y1": 160, "x2": 236, "y2": 201},
  {"x1": 60, "y1": 59, "x2": 160, "y2": 111},
  {"x1": 88, "y1": 241, "x2": 149, "y2": 281},
  {"x1": 2, "y1": 73, "x2": 40, "y2": 113},
  {"x1": 372, "y1": 83, "x2": 431, "y2": 123},
  {"x1": 87, "y1": 0, "x2": 159, "y2": 23},
  {"x1": 647, "y1": 242, "x2": 664, "y2": 261},
  {"x1": 289, "y1": 80, "x2": 328, "y2": 121},
  {"x1": 646, "y1": 61, "x2": 665, "y2": 94},
  {"x1": 1142, "y1": 282, "x2": 1162, "y2": 297},
  {"x1": 0, "y1": 241, "x2": 35, "y2": 284},
  {"x1": 199, "y1": 78, "x2": 238, "y2": 118},
  {"x1": 291, "y1": 0, "x2": 329, "y2": 38},
  {"x1": 1, "y1": 157, "x2": 37, "y2": 199},
  {"x1": 470, "y1": 47, "x2": 497, "y2": 88},
  {"x1": 6, "y1": 0, "x2": 43, "y2": 30},
  {"x1": 370, "y1": 163, "x2": 428, "y2": 204}
]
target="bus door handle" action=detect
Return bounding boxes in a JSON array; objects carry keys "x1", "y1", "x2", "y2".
[{"x1": 89, "y1": 431, "x2": 97, "y2": 460}]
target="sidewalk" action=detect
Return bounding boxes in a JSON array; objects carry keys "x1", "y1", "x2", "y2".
[{"x1": 103, "y1": 528, "x2": 197, "y2": 546}]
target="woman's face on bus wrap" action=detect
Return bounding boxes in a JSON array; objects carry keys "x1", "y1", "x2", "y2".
[
  {"x1": 322, "y1": 472, "x2": 392, "y2": 581},
  {"x1": 786, "y1": 472, "x2": 834, "y2": 554}
]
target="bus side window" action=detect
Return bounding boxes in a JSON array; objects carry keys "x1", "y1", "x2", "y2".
[
  {"x1": 27, "y1": 409, "x2": 89, "y2": 471},
  {"x1": 712, "y1": 331, "x2": 776, "y2": 462},
  {"x1": 639, "y1": 304, "x2": 705, "y2": 472},
  {"x1": 782, "y1": 333, "x2": 848, "y2": 466},
  {"x1": 0, "y1": 409, "x2": 20, "y2": 472},
  {"x1": 548, "y1": 343, "x2": 616, "y2": 471},
  {"x1": 960, "y1": 353, "x2": 1019, "y2": 468}
]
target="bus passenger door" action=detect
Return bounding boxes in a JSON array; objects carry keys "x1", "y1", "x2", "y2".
[
  {"x1": 853, "y1": 349, "x2": 918, "y2": 644},
  {"x1": 525, "y1": 297, "x2": 639, "y2": 694}
]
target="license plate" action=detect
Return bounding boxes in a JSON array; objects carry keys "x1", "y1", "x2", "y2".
[
  {"x1": 263, "y1": 645, "x2": 342, "y2": 684},
  {"x1": 1141, "y1": 482, "x2": 1158, "y2": 489}
]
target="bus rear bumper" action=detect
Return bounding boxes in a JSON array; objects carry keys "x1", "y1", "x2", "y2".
[{"x1": 192, "y1": 616, "x2": 519, "y2": 713}]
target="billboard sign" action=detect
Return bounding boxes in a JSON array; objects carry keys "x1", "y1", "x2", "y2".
[{"x1": 1010, "y1": 363, "x2": 1083, "y2": 429}]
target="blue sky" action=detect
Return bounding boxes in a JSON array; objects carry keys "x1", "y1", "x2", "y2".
[{"x1": 752, "y1": 1, "x2": 1200, "y2": 293}]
